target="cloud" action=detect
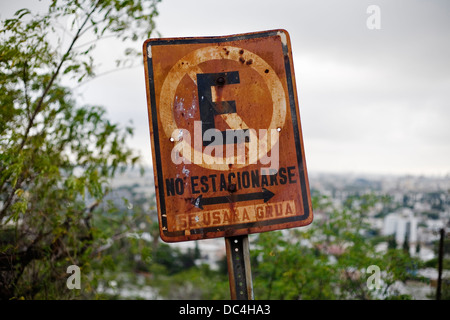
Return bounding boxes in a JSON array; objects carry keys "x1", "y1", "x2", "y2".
[{"x1": 2, "y1": 0, "x2": 449, "y2": 175}]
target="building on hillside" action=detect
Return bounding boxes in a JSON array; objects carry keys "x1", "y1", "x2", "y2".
[{"x1": 383, "y1": 208, "x2": 418, "y2": 255}]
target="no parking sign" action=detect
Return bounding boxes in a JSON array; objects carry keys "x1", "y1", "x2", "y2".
[{"x1": 143, "y1": 29, "x2": 312, "y2": 242}]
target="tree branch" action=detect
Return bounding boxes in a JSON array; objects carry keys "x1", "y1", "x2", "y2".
[
  {"x1": 22, "y1": 62, "x2": 32, "y2": 120},
  {"x1": 1, "y1": 2, "x2": 102, "y2": 221},
  {"x1": 74, "y1": 65, "x2": 139, "y2": 90},
  {"x1": 17, "y1": 1, "x2": 101, "y2": 154}
]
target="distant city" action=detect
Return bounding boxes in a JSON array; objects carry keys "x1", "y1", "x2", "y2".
[
  {"x1": 309, "y1": 171, "x2": 450, "y2": 255},
  {"x1": 108, "y1": 167, "x2": 450, "y2": 299}
]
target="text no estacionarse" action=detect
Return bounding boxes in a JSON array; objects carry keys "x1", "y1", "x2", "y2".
[{"x1": 166, "y1": 166, "x2": 297, "y2": 197}]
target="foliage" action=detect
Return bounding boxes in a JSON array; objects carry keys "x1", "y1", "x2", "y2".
[
  {"x1": 139, "y1": 193, "x2": 428, "y2": 300},
  {"x1": 0, "y1": 0, "x2": 160, "y2": 299},
  {"x1": 152, "y1": 264, "x2": 229, "y2": 300},
  {"x1": 251, "y1": 194, "x2": 425, "y2": 299}
]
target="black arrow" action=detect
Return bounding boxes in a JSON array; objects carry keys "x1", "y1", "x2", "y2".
[{"x1": 192, "y1": 188, "x2": 275, "y2": 210}]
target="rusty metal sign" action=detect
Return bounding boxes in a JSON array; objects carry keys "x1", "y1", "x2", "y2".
[{"x1": 143, "y1": 29, "x2": 313, "y2": 242}]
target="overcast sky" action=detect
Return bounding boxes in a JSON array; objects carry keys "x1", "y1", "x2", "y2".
[{"x1": 2, "y1": 0, "x2": 450, "y2": 176}]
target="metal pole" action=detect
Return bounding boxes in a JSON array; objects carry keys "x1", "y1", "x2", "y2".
[
  {"x1": 436, "y1": 228, "x2": 445, "y2": 300},
  {"x1": 225, "y1": 235, "x2": 254, "y2": 300}
]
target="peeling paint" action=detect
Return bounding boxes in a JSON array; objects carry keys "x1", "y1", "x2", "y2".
[
  {"x1": 277, "y1": 30, "x2": 287, "y2": 46},
  {"x1": 147, "y1": 45, "x2": 152, "y2": 58}
]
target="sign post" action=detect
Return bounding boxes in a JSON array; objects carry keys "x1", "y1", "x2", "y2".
[
  {"x1": 143, "y1": 30, "x2": 313, "y2": 299},
  {"x1": 225, "y1": 235, "x2": 253, "y2": 300}
]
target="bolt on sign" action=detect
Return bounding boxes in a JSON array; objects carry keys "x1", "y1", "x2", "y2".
[{"x1": 143, "y1": 29, "x2": 313, "y2": 242}]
